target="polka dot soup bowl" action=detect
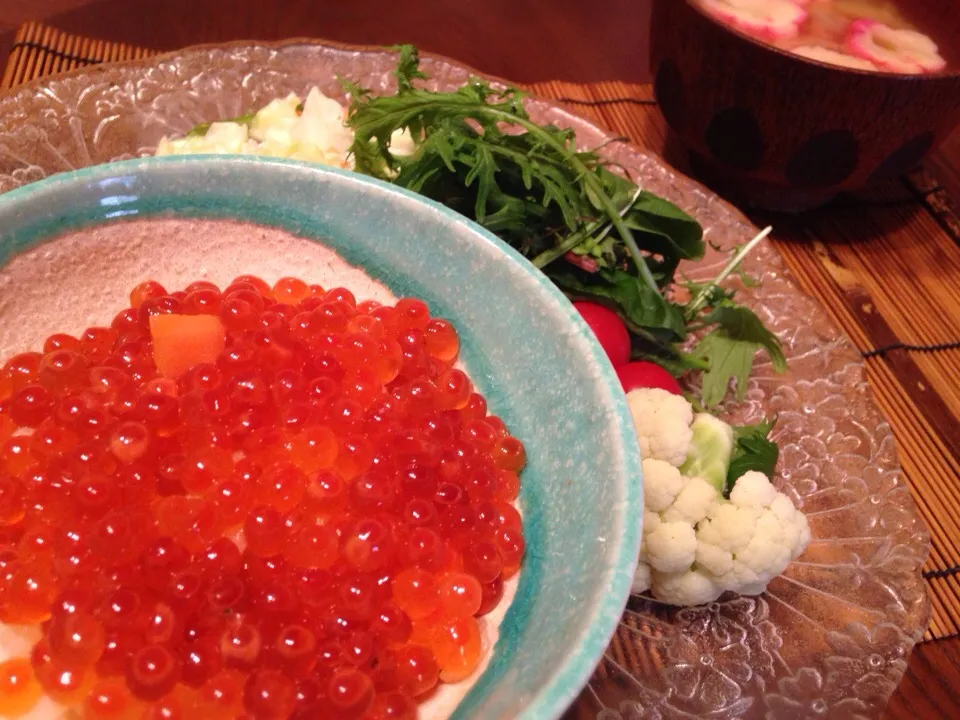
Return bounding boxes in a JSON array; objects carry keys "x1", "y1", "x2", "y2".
[
  {"x1": 650, "y1": 0, "x2": 960, "y2": 212},
  {"x1": 0, "y1": 156, "x2": 642, "y2": 719}
]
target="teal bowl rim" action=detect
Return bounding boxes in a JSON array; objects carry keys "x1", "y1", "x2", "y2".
[{"x1": 0, "y1": 155, "x2": 643, "y2": 719}]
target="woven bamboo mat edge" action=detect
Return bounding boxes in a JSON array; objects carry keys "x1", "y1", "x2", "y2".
[{"x1": 4, "y1": 21, "x2": 960, "y2": 643}]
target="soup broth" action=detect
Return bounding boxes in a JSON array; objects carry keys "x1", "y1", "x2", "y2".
[{"x1": 696, "y1": 0, "x2": 956, "y2": 74}]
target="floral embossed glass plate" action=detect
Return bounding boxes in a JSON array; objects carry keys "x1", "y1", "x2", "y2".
[{"x1": 0, "y1": 40, "x2": 930, "y2": 719}]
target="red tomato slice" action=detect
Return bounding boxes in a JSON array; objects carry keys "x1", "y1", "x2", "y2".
[
  {"x1": 573, "y1": 302, "x2": 631, "y2": 367},
  {"x1": 617, "y1": 361, "x2": 682, "y2": 395}
]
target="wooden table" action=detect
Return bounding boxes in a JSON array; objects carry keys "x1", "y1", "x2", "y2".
[{"x1": 3, "y1": 2, "x2": 960, "y2": 717}]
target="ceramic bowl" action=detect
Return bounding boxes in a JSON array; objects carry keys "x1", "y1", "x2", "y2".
[
  {"x1": 0, "y1": 155, "x2": 643, "y2": 719},
  {"x1": 650, "y1": 0, "x2": 960, "y2": 212}
]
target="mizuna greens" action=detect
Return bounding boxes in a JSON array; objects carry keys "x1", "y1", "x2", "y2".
[{"x1": 342, "y1": 46, "x2": 785, "y2": 408}]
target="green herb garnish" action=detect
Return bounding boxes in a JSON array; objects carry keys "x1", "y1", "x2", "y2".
[{"x1": 727, "y1": 418, "x2": 780, "y2": 490}]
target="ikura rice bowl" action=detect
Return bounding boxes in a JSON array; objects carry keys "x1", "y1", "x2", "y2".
[{"x1": 0, "y1": 218, "x2": 524, "y2": 719}]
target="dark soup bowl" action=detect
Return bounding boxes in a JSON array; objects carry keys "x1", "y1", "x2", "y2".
[{"x1": 650, "y1": 0, "x2": 960, "y2": 212}]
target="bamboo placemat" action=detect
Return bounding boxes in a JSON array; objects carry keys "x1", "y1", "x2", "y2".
[{"x1": 4, "y1": 21, "x2": 960, "y2": 642}]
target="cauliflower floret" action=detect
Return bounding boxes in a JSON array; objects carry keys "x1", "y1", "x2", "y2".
[
  {"x1": 642, "y1": 510, "x2": 661, "y2": 537},
  {"x1": 641, "y1": 458, "x2": 684, "y2": 513},
  {"x1": 631, "y1": 559, "x2": 652, "y2": 594},
  {"x1": 645, "y1": 521, "x2": 697, "y2": 573},
  {"x1": 695, "y1": 541, "x2": 733, "y2": 576},
  {"x1": 698, "y1": 503, "x2": 761, "y2": 549},
  {"x1": 626, "y1": 388, "x2": 694, "y2": 467},
  {"x1": 661, "y1": 476, "x2": 719, "y2": 525},
  {"x1": 632, "y1": 455, "x2": 811, "y2": 606},
  {"x1": 633, "y1": 468, "x2": 720, "y2": 591},
  {"x1": 729, "y1": 470, "x2": 777, "y2": 508},
  {"x1": 769, "y1": 494, "x2": 811, "y2": 552},
  {"x1": 694, "y1": 472, "x2": 810, "y2": 595},
  {"x1": 650, "y1": 568, "x2": 724, "y2": 607},
  {"x1": 633, "y1": 526, "x2": 654, "y2": 593}
]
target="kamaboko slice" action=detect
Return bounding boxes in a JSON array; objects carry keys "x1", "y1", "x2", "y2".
[
  {"x1": 846, "y1": 19, "x2": 946, "y2": 74},
  {"x1": 700, "y1": 0, "x2": 807, "y2": 41}
]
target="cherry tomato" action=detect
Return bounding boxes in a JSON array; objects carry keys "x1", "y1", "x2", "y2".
[
  {"x1": 617, "y1": 361, "x2": 682, "y2": 395},
  {"x1": 573, "y1": 302, "x2": 630, "y2": 367}
]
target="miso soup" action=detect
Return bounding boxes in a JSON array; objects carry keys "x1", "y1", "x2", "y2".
[{"x1": 696, "y1": 0, "x2": 955, "y2": 74}]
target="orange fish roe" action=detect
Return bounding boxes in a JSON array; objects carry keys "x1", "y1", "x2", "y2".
[{"x1": 0, "y1": 275, "x2": 525, "y2": 718}]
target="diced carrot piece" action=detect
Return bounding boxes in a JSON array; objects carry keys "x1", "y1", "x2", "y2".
[{"x1": 149, "y1": 314, "x2": 226, "y2": 379}]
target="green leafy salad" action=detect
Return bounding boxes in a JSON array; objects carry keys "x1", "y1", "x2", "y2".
[{"x1": 343, "y1": 46, "x2": 786, "y2": 410}]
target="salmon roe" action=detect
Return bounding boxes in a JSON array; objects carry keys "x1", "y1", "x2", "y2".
[{"x1": 0, "y1": 276, "x2": 525, "y2": 718}]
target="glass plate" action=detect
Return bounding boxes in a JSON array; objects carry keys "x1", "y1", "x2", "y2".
[{"x1": 0, "y1": 40, "x2": 930, "y2": 719}]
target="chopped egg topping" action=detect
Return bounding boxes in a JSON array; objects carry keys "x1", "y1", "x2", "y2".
[{"x1": 155, "y1": 88, "x2": 416, "y2": 167}]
